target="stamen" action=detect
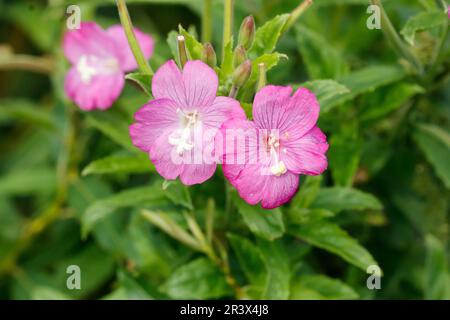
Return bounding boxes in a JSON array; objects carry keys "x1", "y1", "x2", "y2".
[
  {"x1": 267, "y1": 133, "x2": 287, "y2": 177},
  {"x1": 168, "y1": 110, "x2": 199, "y2": 155}
]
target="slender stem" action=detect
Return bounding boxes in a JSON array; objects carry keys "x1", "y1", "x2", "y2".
[
  {"x1": 370, "y1": 0, "x2": 423, "y2": 75},
  {"x1": 0, "y1": 53, "x2": 54, "y2": 74},
  {"x1": 282, "y1": 0, "x2": 313, "y2": 33},
  {"x1": 256, "y1": 62, "x2": 266, "y2": 92},
  {"x1": 116, "y1": 0, "x2": 153, "y2": 75},
  {"x1": 222, "y1": 0, "x2": 234, "y2": 61},
  {"x1": 202, "y1": 0, "x2": 212, "y2": 43}
]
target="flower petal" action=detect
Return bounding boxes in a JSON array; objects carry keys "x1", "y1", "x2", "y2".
[
  {"x1": 63, "y1": 22, "x2": 119, "y2": 65},
  {"x1": 281, "y1": 126, "x2": 329, "y2": 175},
  {"x1": 231, "y1": 164, "x2": 299, "y2": 209},
  {"x1": 202, "y1": 96, "x2": 246, "y2": 129},
  {"x1": 150, "y1": 130, "x2": 184, "y2": 180},
  {"x1": 152, "y1": 59, "x2": 186, "y2": 106},
  {"x1": 64, "y1": 66, "x2": 124, "y2": 110},
  {"x1": 260, "y1": 172, "x2": 300, "y2": 209},
  {"x1": 106, "y1": 25, "x2": 154, "y2": 72},
  {"x1": 220, "y1": 119, "x2": 259, "y2": 185},
  {"x1": 252, "y1": 85, "x2": 293, "y2": 130},
  {"x1": 129, "y1": 98, "x2": 180, "y2": 152},
  {"x1": 281, "y1": 87, "x2": 320, "y2": 140},
  {"x1": 182, "y1": 60, "x2": 218, "y2": 109},
  {"x1": 180, "y1": 163, "x2": 217, "y2": 185}
]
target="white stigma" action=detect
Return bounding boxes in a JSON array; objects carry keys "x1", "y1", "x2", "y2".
[
  {"x1": 168, "y1": 110, "x2": 198, "y2": 155},
  {"x1": 267, "y1": 133, "x2": 287, "y2": 177},
  {"x1": 77, "y1": 55, "x2": 98, "y2": 84}
]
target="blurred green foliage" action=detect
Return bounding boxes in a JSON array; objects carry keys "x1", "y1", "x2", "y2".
[{"x1": 0, "y1": 0, "x2": 449, "y2": 300}]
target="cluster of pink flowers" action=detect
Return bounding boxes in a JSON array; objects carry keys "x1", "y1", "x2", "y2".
[{"x1": 64, "y1": 22, "x2": 328, "y2": 209}]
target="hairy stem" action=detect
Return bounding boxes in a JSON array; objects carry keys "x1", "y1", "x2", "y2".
[
  {"x1": 370, "y1": 0, "x2": 423, "y2": 75},
  {"x1": 222, "y1": 0, "x2": 234, "y2": 61},
  {"x1": 116, "y1": 0, "x2": 153, "y2": 75},
  {"x1": 202, "y1": 0, "x2": 213, "y2": 43}
]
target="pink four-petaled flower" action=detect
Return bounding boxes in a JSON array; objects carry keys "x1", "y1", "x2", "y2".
[{"x1": 63, "y1": 22, "x2": 154, "y2": 110}]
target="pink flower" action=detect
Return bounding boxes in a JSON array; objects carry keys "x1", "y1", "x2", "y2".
[
  {"x1": 221, "y1": 85, "x2": 328, "y2": 209},
  {"x1": 130, "y1": 59, "x2": 246, "y2": 185},
  {"x1": 448, "y1": 6, "x2": 450, "y2": 19},
  {"x1": 63, "y1": 22, "x2": 154, "y2": 110}
]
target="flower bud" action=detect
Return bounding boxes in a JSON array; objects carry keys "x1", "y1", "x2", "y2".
[
  {"x1": 177, "y1": 35, "x2": 188, "y2": 68},
  {"x1": 201, "y1": 42, "x2": 217, "y2": 68},
  {"x1": 233, "y1": 45, "x2": 247, "y2": 69},
  {"x1": 238, "y1": 16, "x2": 255, "y2": 50},
  {"x1": 232, "y1": 59, "x2": 252, "y2": 88}
]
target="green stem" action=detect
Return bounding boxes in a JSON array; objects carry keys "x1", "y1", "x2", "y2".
[
  {"x1": 282, "y1": 0, "x2": 313, "y2": 34},
  {"x1": 116, "y1": 0, "x2": 153, "y2": 75},
  {"x1": 222, "y1": 0, "x2": 234, "y2": 61},
  {"x1": 370, "y1": 0, "x2": 423, "y2": 75},
  {"x1": 0, "y1": 53, "x2": 54, "y2": 74},
  {"x1": 202, "y1": 0, "x2": 212, "y2": 43}
]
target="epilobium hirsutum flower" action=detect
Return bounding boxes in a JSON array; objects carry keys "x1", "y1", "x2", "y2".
[
  {"x1": 221, "y1": 85, "x2": 328, "y2": 209},
  {"x1": 63, "y1": 22, "x2": 154, "y2": 110},
  {"x1": 130, "y1": 59, "x2": 245, "y2": 185}
]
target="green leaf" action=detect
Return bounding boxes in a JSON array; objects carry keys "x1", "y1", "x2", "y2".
[
  {"x1": 164, "y1": 257, "x2": 232, "y2": 299},
  {"x1": 249, "y1": 14, "x2": 289, "y2": 57},
  {"x1": 301, "y1": 80, "x2": 350, "y2": 113},
  {"x1": 233, "y1": 192, "x2": 285, "y2": 241},
  {"x1": 239, "y1": 52, "x2": 287, "y2": 102},
  {"x1": 400, "y1": 10, "x2": 448, "y2": 46},
  {"x1": 296, "y1": 25, "x2": 349, "y2": 79},
  {"x1": 227, "y1": 234, "x2": 268, "y2": 294},
  {"x1": 311, "y1": 187, "x2": 383, "y2": 213},
  {"x1": 31, "y1": 287, "x2": 71, "y2": 300},
  {"x1": 290, "y1": 175, "x2": 323, "y2": 209},
  {"x1": 82, "y1": 153, "x2": 153, "y2": 176},
  {"x1": 85, "y1": 112, "x2": 135, "y2": 151},
  {"x1": 82, "y1": 185, "x2": 167, "y2": 235},
  {"x1": 257, "y1": 238, "x2": 290, "y2": 299},
  {"x1": 425, "y1": 234, "x2": 450, "y2": 299},
  {"x1": 413, "y1": 124, "x2": 450, "y2": 189},
  {"x1": 326, "y1": 65, "x2": 407, "y2": 111},
  {"x1": 162, "y1": 180, "x2": 193, "y2": 210},
  {"x1": 290, "y1": 274, "x2": 359, "y2": 300},
  {"x1": 0, "y1": 168, "x2": 56, "y2": 196},
  {"x1": 328, "y1": 124, "x2": 361, "y2": 187},
  {"x1": 125, "y1": 72, "x2": 153, "y2": 97},
  {"x1": 289, "y1": 220, "x2": 379, "y2": 272},
  {"x1": 360, "y1": 83, "x2": 424, "y2": 122},
  {"x1": 179, "y1": 25, "x2": 203, "y2": 60},
  {"x1": 0, "y1": 99, "x2": 58, "y2": 131}
]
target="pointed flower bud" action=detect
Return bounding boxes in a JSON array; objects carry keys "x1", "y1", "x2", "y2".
[
  {"x1": 201, "y1": 42, "x2": 217, "y2": 68},
  {"x1": 233, "y1": 45, "x2": 247, "y2": 69},
  {"x1": 232, "y1": 59, "x2": 252, "y2": 88},
  {"x1": 177, "y1": 35, "x2": 188, "y2": 68},
  {"x1": 238, "y1": 16, "x2": 255, "y2": 50}
]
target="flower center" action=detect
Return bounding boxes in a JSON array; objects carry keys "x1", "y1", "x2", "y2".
[
  {"x1": 266, "y1": 133, "x2": 287, "y2": 177},
  {"x1": 76, "y1": 55, "x2": 119, "y2": 84},
  {"x1": 168, "y1": 110, "x2": 199, "y2": 155}
]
